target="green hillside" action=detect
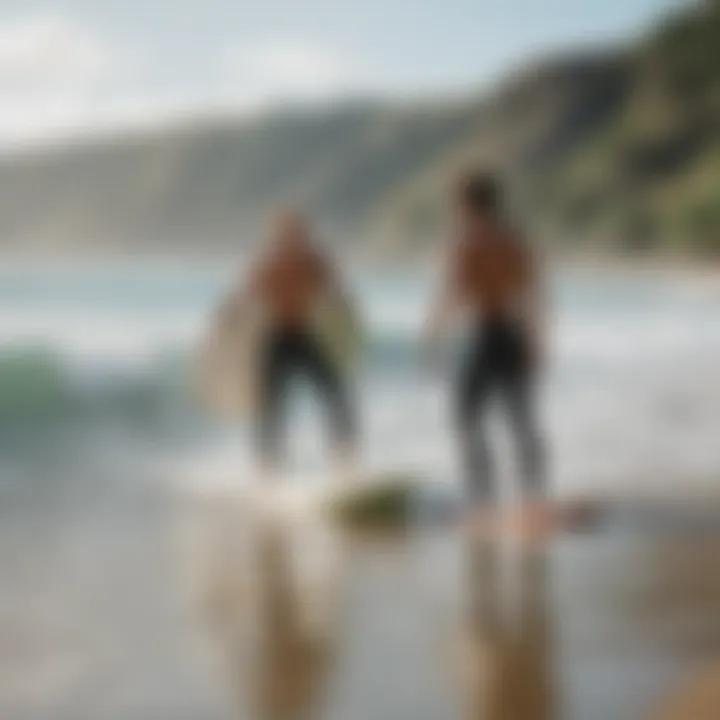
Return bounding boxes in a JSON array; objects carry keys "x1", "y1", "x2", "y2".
[
  {"x1": 0, "y1": 0, "x2": 716, "y2": 259},
  {"x1": 544, "y1": 0, "x2": 720, "y2": 254}
]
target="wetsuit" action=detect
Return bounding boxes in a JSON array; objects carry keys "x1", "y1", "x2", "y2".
[
  {"x1": 250, "y1": 246, "x2": 355, "y2": 465},
  {"x1": 451, "y1": 230, "x2": 545, "y2": 502},
  {"x1": 455, "y1": 317, "x2": 544, "y2": 502}
]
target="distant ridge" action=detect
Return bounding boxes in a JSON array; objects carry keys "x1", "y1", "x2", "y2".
[{"x1": 0, "y1": 1, "x2": 717, "y2": 258}]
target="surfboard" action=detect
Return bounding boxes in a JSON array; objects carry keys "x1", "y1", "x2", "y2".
[
  {"x1": 195, "y1": 295, "x2": 268, "y2": 419},
  {"x1": 196, "y1": 288, "x2": 363, "y2": 421},
  {"x1": 312, "y1": 290, "x2": 363, "y2": 376},
  {"x1": 323, "y1": 472, "x2": 422, "y2": 529}
]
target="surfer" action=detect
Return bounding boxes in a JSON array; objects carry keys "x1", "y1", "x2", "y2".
[
  {"x1": 244, "y1": 209, "x2": 358, "y2": 478},
  {"x1": 425, "y1": 172, "x2": 550, "y2": 536}
]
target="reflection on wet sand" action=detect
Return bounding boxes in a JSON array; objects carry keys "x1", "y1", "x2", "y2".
[
  {"x1": 188, "y1": 501, "x2": 347, "y2": 720},
  {"x1": 178, "y1": 494, "x2": 720, "y2": 720},
  {"x1": 456, "y1": 539, "x2": 554, "y2": 720},
  {"x1": 251, "y1": 523, "x2": 347, "y2": 720}
]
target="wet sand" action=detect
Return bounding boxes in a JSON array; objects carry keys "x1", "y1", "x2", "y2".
[{"x1": 2, "y1": 469, "x2": 720, "y2": 720}]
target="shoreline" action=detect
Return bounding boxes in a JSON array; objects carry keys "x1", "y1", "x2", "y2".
[{"x1": 1, "y1": 248, "x2": 719, "y2": 273}]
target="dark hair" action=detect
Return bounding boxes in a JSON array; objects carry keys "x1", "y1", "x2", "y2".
[{"x1": 457, "y1": 172, "x2": 503, "y2": 218}]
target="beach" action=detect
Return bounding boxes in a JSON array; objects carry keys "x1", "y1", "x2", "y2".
[
  {"x1": 2, "y1": 455, "x2": 720, "y2": 718},
  {"x1": 1, "y1": 262, "x2": 720, "y2": 718}
]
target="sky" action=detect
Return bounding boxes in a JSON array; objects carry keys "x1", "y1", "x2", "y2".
[{"x1": 0, "y1": 0, "x2": 691, "y2": 146}]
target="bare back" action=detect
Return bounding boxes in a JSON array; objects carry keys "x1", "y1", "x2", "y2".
[
  {"x1": 452, "y1": 226, "x2": 533, "y2": 321},
  {"x1": 251, "y1": 246, "x2": 331, "y2": 329}
]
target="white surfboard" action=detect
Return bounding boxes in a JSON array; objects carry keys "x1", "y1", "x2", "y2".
[
  {"x1": 196, "y1": 288, "x2": 363, "y2": 421},
  {"x1": 195, "y1": 296, "x2": 268, "y2": 419}
]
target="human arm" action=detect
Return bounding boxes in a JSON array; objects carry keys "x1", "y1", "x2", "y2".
[
  {"x1": 422, "y1": 242, "x2": 463, "y2": 368},
  {"x1": 519, "y1": 244, "x2": 548, "y2": 371}
]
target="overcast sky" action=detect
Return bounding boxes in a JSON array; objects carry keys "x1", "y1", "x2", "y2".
[{"x1": 0, "y1": 0, "x2": 690, "y2": 146}]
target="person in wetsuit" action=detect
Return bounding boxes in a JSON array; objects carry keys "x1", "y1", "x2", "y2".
[
  {"x1": 426, "y1": 172, "x2": 548, "y2": 531},
  {"x1": 245, "y1": 209, "x2": 357, "y2": 477}
]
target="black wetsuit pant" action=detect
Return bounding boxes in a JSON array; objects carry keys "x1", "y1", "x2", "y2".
[
  {"x1": 455, "y1": 319, "x2": 544, "y2": 504},
  {"x1": 256, "y1": 326, "x2": 355, "y2": 466}
]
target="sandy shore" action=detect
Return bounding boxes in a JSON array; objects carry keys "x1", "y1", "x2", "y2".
[{"x1": 2, "y1": 455, "x2": 720, "y2": 719}]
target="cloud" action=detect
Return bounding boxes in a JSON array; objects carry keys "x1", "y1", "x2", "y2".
[
  {"x1": 0, "y1": 26, "x2": 377, "y2": 148},
  {"x1": 0, "y1": 15, "x2": 130, "y2": 145},
  {"x1": 0, "y1": 15, "x2": 116, "y2": 90},
  {"x1": 221, "y1": 39, "x2": 372, "y2": 108}
]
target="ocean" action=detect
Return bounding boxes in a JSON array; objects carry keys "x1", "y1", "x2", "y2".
[
  {"x1": 2, "y1": 261, "x2": 720, "y2": 719},
  {"x1": 1, "y1": 262, "x2": 720, "y2": 495}
]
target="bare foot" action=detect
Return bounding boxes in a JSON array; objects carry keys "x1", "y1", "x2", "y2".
[
  {"x1": 463, "y1": 503, "x2": 561, "y2": 544},
  {"x1": 508, "y1": 502, "x2": 560, "y2": 542}
]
